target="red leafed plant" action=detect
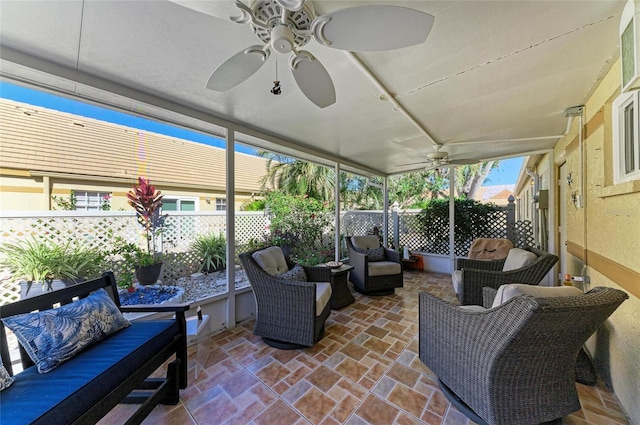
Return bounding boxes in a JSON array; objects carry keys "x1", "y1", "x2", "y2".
[{"x1": 127, "y1": 177, "x2": 164, "y2": 257}]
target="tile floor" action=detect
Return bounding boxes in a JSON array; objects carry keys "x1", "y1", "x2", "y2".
[{"x1": 100, "y1": 271, "x2": 630, "y2": 425}]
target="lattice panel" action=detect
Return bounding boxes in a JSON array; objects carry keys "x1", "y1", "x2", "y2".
[
  {"x1": 341, "y1": 211, "x2": 384, "y2": 237},
  {"x1": 511, "y1": 220, "x2": 535, "y2": 248},
  {"x1": 0, "y1": 209, "x2": 533, "y2": 305}
]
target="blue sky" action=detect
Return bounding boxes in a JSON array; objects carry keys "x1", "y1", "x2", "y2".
[
  {"x1": 1, "y1": 81, "x2": 522, "y2": 185},
  {"x1": 486, "y1": 157, "x2": 523, "y2": 185}
]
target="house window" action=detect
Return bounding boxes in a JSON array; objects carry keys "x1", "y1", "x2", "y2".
[
  {"x1": 216, "y1": 198, "x2": 226, "y2": 211},
  {"x1": 613, "y1": 90, "x2": 640, "y2": 183},
  {"x1": 75, "y1": 191, "x2": 112, "y2": 211},
  {"x1": 162, "y1": 198, "x2": 196, "y2": 212}
]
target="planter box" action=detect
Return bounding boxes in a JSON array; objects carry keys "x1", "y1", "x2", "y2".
[{"x1": 19, "y1": 279, "x2": 82, "y2": 300}]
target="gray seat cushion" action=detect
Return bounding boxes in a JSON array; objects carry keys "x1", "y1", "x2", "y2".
[{"x1": 368, "y1": 261, "x2": 401, "y2": 277}]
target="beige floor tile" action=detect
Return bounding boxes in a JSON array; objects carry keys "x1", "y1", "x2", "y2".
[{"x1": 101, "y1": 271, "x2": 629, "y2": 425}]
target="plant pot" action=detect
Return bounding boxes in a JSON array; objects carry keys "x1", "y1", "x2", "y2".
[
  {"x1": 135, "y1": 262, "x2": 163, "y2": 286},
  {"x1": 19, "y1": 279, "x2": 82, "y2": 300}
]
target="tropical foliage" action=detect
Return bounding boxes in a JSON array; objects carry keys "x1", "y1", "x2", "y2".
[
  {"x1": 264, "y1": 192, "x2": 334, "y2": 265},
  {"x1": 192, "y1": 232, "x2": 226, "y2": 273},
  {"x1": 416, "y1": 199, "x2": 504, "y2": 254},
  {"x1": 127, "y1": 177, "x2": 165, "y2": 259},
  {"x1": 0, "y1": 238, "x2": 105, "y2": 283},
  {"x1": 257, "y1": 150, "x2": 499, "y2": 209}
]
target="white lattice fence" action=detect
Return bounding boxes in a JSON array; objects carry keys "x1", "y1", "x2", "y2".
[
  {"x1": 341, "y1": 211, "x2": 384, "y2": 237},
  {"x1": 0, "y1": 211, "x2": 268, "y2": 305}
]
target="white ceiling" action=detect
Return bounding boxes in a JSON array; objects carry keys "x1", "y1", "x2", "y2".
[{"x1": 0, "y1": 0, "x2": 625, "y2": 177}]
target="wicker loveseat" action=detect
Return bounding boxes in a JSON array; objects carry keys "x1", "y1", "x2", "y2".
[
  {"x1": 239, "y1": 246, "x2": 332, "y2": 349},
  {"x1": 452, "y1": 246, "x2": 558, "y2": 305},
  {"x1": 419, "y1": 285, "x2": 628, "y2": 425}
]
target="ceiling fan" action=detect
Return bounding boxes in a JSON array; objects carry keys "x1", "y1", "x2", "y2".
[
  {"x1": 399, "y1": 145, "x2": 478, "y2": 169},
  {"x1": 171, "y1": 0, "x2": 434, "y2": 108}
]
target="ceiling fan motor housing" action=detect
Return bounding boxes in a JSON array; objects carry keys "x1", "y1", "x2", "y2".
[
  {"x1": 271, "y1": 25, "x2": 294, "y2": 53},
  {"x1": 251, "y1": 0, "x2": 314, "y2": 49}
]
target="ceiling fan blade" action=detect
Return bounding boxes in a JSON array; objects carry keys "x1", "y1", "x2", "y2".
[
  {"x1": 169, "y1": 0, "x2": 242, "y2": 21},
  {"x1": 206, "y1": 46, "x2": 269, "y2": 92},
  {"x1": 311, "y1": 6, "x2": 434, "y2": 52},
  {"x1": 290, "y1": 51, "x2": 336, "y2": 108},
  {"x1": 453, "y1": 159, "x2": 479, "y2": 165},
  {"x1": 447, "y1": 158, "x2": 479, "y2": 165}
]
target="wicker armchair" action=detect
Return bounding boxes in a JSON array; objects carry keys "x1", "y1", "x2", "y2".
[
  {"x1": 453, "y1": 246, "x2": 558, "y2": 305},
  {"x1": 346, "y1": 236, "x2": 403, "y2": 295},
  {"x1": 419, "y1": 286, "x2": 628, "y2": 425},
  {"x1": 239, "y1": 247, "x2": 332, "y2": 349}
]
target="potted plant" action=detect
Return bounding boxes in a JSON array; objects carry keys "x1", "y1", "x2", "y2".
[
  {"x1": 0, "y1": 238, "x2": 105, "y2": 299},
  {"x1": 192, "y1": 232, "x2": 226, "y2": 274},
  {"x1": 126, "y1": 177, "x2": 165, "y2": 285}
]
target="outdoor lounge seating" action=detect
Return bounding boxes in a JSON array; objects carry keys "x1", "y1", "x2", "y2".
[
  {"x1": 239, "y1": 246, "x2": 332, "y2": 349},
  {"x1": 346, "y1": 235, "x2": 403, "y2": 295},
  {"x1": 452, "y1": 246, "x2": 558, "y2": 305},
  {"x1": 419, "y1": 284, "x2": 628, "y2": 425},
  {"x1": 467, "y1": 238, "x2": 513, "y2": 260},
  {"x1": 0, "y1": 271, "x2": 189, "y2": 425}
]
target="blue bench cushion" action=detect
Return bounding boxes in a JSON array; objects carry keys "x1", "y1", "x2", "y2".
[{"x1": 0, "y1": 320, "x2": 178, "y2": 425}]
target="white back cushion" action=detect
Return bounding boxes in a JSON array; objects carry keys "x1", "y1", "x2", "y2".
[
  {"x1": 352, "y1": 236, "x2": 380, "y2": 251},
  {"x1": 492, "y1": 284, "x2": 583, "y2": 308},
  {"x1": 502, "y1": 248, "x2": 538, "y2": 271},
  {"x1": 252, "y1": 246, "x2": 289, "y2": 275}
]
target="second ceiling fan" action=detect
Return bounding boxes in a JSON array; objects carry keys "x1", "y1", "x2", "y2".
[{"x1": 172, "y1": 0, "x2": 434, "y2": 108}]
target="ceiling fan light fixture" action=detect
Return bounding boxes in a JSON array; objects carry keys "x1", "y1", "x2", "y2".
[{"x1": 271, "y1": 24, "x2": 295, "y2": 53}]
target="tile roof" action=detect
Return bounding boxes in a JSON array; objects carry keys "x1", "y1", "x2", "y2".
[{"x1": 0, "y1": 99, "x2": 268, "y2": 193}]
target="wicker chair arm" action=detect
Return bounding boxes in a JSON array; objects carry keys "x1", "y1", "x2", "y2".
[
  {"x1": 347, "y1": 248, "x2": 368, "y2": 268},
  {"x1": 419, "y1": 288, "x2": 628, "y2": 425},
  {"x1": 303, "y1": 265, "x2": 331, "y2": 282},
  {"x1": 384, "y1": 247, "x2": 401, "y2": 264},
  {"x1": 482, "y1": 287, "x2": 498, "y2": 308},
  {"x1": 459, "y1": 267, "x2": 535, "y2": 305},
  {"x1": 419, "y1": 292, "x2": 532, "y2": 381},
  {"x1": 455, "y1": 257, "x2": 505, "y2": 271}
]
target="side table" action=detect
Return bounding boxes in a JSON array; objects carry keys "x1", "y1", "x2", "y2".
[
  {"x1": 186, "y1": 314, "x2": 210, "y2": 379},
  {"x1": 329, "y1": 264, "x2": 355, "y2": 309},
  {"x1": 402, "y1": 255, "x2": 423, "y2": 271}
]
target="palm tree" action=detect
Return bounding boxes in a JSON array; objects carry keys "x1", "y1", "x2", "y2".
[{"x1": 258, "y1": 151, "x2": 335, "y2": 201}]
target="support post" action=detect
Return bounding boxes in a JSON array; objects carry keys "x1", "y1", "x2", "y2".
[
  {"x1": 334, "y1": 162, "x2": 341, "y2": 261},
  {"x1": 383, "y1": 177, "x2": 389, "y2": 247},
  {"x1": 225, "y1": 128, "x2": 236, "y2": 329}
]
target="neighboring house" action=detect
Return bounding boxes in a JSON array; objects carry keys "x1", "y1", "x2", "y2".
[
  {"x1": 475, "y1": 184, "x2": 514, "y2": 207},
  {"x1": 514, "y1": 58, "x2": 640, "y2": 423},
  {"x1": 0, "y1": 99, "x2": 269, "y2": 211}
]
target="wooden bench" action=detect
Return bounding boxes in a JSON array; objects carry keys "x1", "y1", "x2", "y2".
[{"x1": 0, "y1": 271, "x2": 189, "y2": 425}]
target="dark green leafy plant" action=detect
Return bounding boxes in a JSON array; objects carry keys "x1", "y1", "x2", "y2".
[
  {"x1": 416, "y1": 198, "x2": 504, "y2": 255},
  {"x1": 265, "y1": 192, "x2": 334, "y2": 262},
  {"x1": 0, "y1": 238, "x2": 104, "y2": 284},
  {"x1": 192, "y1": 232, "x2": 226, "y2": 273}
]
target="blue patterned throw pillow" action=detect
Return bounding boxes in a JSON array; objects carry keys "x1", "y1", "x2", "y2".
[
  {"x1": 360, "y1": 247, "x2": 385, "y2": 262},
  {"x1": 0, "y1": 362, "x2": 14, "y2": 391},
  {"x1": 276, "y1": 264, "x2": 308, "y2": 282},
  {"x1": 2, "y1": 288, "x2": 130, "y2": 374}
]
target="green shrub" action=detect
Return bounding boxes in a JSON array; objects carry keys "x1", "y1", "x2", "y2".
[
  {"x1": 264, "y1": 192, "x2": 334, "y2": 261},
  {"x1": 0, "y1": 238, "x2": 104, "y2": 283},
  {"x1": 192, "y1": 232, "x2": 226, "y2": 273}
]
